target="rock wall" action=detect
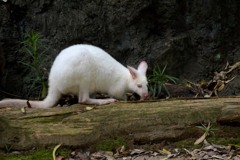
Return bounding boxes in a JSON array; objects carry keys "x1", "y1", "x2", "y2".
[
  {"x1": 1, "y1": 0, "x2": 240, "y2": 97},
  {"x1": 0, "y1": 46, "x2": 4, "y2": 82}
]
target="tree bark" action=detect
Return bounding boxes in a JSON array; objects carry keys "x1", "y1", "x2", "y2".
[{"x1": 0, "y1": 97, "x2": 240, "y2": 150}]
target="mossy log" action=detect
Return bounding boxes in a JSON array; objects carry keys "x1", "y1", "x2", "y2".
[{"x1": 0, "y1": 97, "x2": 240, "y2": 150}]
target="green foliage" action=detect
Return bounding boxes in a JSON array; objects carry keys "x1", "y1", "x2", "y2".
[
  {"x1": 19, "y1": 31, "x2": 48, "y2": 99},
  {"x1": 196, "y1": 122, "x2": 218, "y2": 136},
  {"x1": 148, "y1": 65, "x2": 178, "y2": 98}
]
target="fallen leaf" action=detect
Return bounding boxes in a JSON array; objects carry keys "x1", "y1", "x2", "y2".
[
  {"x1": 86, "y1": 106, "x2": 94, "y2": 111},
  {"x1": 53, "y1": 144, "x2": 62, "y2": 160},
  {"x1": 21, "y1": 107, "x2": 26, "y2": 114},
  {"x1": 194, "y1": 132, "x2": 208, "y2": 145},
  {"x1": 119, "y1": 145, "x2": 126, "y2": 153},
  {"x1": 159, "y1": 148, "x2": 171, "y2": 155},
  {"x1": 130, "y1": 149, "x2": 145, "y2": 155},
  {"x1": 184, "y1": 148, "x2": 196, "y2": 158}
]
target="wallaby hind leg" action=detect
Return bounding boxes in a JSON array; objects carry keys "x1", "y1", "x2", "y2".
[
  {"x1": 78, "y1": 91, "x2": 116, "y2": 105},
  {"x1": 85, "y1": 98, "x2": 116, "y2": 105}
]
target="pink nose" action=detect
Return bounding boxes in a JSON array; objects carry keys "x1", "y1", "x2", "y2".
[{"x1": 142, "y1": 93, "x2": 149, "y2": 99}]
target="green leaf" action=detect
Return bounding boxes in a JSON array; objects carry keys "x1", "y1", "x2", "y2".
[
  {"x1": 19, "y1": 61, "x2": 35, "y2": 69},
  {"x1": 52, "y1": 144, "x2": 61, "y2": 160},
  {"x1": 163, "y1": 84, "x2": 170, "y2": 97}
]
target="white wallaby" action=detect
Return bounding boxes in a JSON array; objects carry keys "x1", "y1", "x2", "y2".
[{"x1": 0, "y1": 44, "x2": 148, "y2": 108}]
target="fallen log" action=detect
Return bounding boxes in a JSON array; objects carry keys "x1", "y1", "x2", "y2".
[{"x1": 0, "y1": 97, "x2": 240, "y2": 150}]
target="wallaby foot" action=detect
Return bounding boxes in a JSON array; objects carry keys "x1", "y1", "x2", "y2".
[{"x1": 80, "y1": 98, "x2": 117, "y2": 105}]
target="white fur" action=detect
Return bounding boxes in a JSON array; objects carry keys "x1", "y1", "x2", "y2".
[{"x1": 0, "y1": 44, "x2": 148, "y2": 108}]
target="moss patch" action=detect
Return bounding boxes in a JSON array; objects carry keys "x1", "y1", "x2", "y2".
[
  {"x1": 0, "y1": 147, "x2": 69, "y2": 160},
  {"x1": 95, "y1": 137, "x2": 127, "y2": 151},
  {"x1": 175, "y1": 138, "x2": 201, "y2": 149}
]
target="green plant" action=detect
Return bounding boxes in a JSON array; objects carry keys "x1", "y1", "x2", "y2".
[
  {"x1": 19, "y1": 31, "x2": 48, "y2": 99},
  {"x1": 194, "y1": 122, "x2": 218, "y2": 145},
  {"x1": 4, "y1": 144, "x2": 13, "y2": 153},
  {"x1": 148, "y1": 65, "x2": 178, "y2": 98}
]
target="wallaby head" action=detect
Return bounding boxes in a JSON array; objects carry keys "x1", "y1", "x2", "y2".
[{"x1": 127, "y1": 61, "x2": 148, "y2": 99}]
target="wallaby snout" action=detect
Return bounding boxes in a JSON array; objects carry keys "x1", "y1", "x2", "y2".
[{"x1": 141, "y1": 92, "x2": 149, "y2": 99}]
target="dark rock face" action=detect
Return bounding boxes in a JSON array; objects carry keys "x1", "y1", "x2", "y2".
[
  {"x1": 1, "y1": 0, "x2": 240, "y2": 97},
  {"x1": 0, "y1": 46, "x2": 4, "y2": 81}
]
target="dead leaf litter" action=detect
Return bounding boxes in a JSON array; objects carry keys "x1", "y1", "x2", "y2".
[{"x1": 57, "y1": 141, "x2": 240, "y2": 160}]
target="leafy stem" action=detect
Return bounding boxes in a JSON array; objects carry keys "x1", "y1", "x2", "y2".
[{"x1": 19, "y1": 31, "x2": 48, "y2": 99}]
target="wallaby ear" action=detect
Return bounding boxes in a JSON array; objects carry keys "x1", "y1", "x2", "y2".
[
  {"x1": 137, "y1": 61, "x2": 148, "y2": 74},
  {"x1": 127, "y1": 66, "x2": 137, "y2": 79}
]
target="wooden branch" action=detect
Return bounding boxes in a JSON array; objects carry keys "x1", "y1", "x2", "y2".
[{"x1": 0, "y1": 97, "x2": 240, "y2": 150}]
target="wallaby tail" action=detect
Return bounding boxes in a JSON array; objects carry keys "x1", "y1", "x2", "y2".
[
  {"x1": 0, "y1": 99, "x2": 31, "y2": 108},
  {"x1": 0, "y1": 89, "x2": 61, "y2": 108}
]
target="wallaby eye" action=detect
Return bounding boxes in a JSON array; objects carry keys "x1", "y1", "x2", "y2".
[{"x1": 137, "y1": 84, "x2": 142, "y2": 88}]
